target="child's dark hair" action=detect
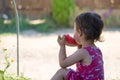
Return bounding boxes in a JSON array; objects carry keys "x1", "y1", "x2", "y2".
[{"x1": 75, "y1": 12, "x2": 104, "y2": 41}]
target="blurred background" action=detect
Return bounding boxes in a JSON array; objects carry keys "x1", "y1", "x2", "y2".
[
  {"x1": 0, "y1": 0, "x2": 120, "y2": 33},
  {"x1": 0, "y1": 0, "x2": 120, "y2": 80}
]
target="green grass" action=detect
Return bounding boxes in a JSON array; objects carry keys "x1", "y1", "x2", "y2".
[
  {"x1": 5, "y1": 74, "x2": 31, "y2": 80},
  {"x1": 0, "y1": 14, "x2": 120, "y2": 34},
  {"x1": 0, "y1": 16, "x2": 59, "y2": 34}
]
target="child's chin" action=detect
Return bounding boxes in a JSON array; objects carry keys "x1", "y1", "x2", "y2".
[
  {"x1": 74, "y1": 40, "x2": 78, "y2": 44},
  {"x1": 76, "y1": 42, "x2": 81, "y2": 45}
]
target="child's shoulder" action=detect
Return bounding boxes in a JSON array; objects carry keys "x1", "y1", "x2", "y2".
[
  {"x1": 77, "y1": 47, "x2": 90, "y2": 56},
  {"x1": 82, "y1": 46, "x2": 102, "y2": 55},
  {"x1": 78, "y1": 46, "x2": 97, "y2": 54}
]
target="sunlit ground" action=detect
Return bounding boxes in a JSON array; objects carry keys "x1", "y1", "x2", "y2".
[
  {"x1": 28, "y1": 19, "x2": 45, "y2": 25},
  {"x1": 3, "y1": 19, "x2": 45, "y2": 25},
  {"x1": 0, "y1": 28, "x2": 120, "y2": 80}
]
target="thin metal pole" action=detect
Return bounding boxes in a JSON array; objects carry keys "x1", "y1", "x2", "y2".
[{"x1": 13, "y1": 0, "x2": 20, "y2": 76}]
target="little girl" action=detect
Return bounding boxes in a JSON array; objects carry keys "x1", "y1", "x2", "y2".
[{"x1": 51, "y1": 12, "x2": 104, "y2": 80}]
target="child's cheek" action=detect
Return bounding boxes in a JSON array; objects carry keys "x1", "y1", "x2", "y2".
[
  {"x1": 74, "y1": 33, "x2": 81, "y2": 44},
  {"x1": 74, "y1": 34, "x2": 78, "y2": 42}
]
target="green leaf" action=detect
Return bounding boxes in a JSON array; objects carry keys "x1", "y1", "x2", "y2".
[
  {"x1": 3, "y1": 48, "x2": 7, "y2": 52},
  {"x1": 4, "y1": 56, "x2": 10, "y2": 72},
  {"x1": 0, "y1": 70, "x2": 4, "y2": 80}
]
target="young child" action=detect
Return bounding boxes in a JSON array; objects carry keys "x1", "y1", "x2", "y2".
[{"x1": 51, "y1": 12, "x2": 104, "y2": 80}]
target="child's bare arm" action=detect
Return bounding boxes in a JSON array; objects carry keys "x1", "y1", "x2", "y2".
[
  {"x1": 57, "y1": 35, "x2": 84, "y2": 68},
  {"x1": 57, "y1": 35, "x2": 67, "y2": 68},
  {"x1": 59, "y1": 48, "x2": 88, "y2": 68}
]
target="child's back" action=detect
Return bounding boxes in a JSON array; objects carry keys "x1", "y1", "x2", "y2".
[{"x1": 75, "y1": 46, "x2": 104, "y2": 80}]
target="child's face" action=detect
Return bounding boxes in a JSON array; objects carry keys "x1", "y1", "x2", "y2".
[{"x1": 73, "y1": 23, "x2": 81, "y2": 45}]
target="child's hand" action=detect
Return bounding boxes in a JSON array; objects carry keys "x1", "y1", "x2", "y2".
[{"x1": 57, "y1": 35, "x2": 65, "y2": 46}]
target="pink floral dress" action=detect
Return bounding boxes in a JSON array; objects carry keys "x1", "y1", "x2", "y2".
[{"x1": 66, "y1": 46, "x2": 104, "y2": 80}]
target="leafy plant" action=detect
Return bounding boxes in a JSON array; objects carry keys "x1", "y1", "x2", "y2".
[
  {"x1": 0, "y1": 18, "x2": 16, "y2": 33},
  {"x1": 5, "y1": 74, "x2": 31, "y2": 80},
  {"x1": 0, "y1": 40, "x2": 31, "y2": 80},
  {"x1": 0, "y1": 48, "x2": 10, "y2": 80},
  {"x1": 51, "y1": 0, "x2": 76, "y2": 27}
]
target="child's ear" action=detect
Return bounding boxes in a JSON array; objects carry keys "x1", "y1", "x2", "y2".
[{"x1": 78, "y1": 30, "x2": 82, "y2": 37}]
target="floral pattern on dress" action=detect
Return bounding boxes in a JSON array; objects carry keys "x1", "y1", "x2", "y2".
[{"x1": 66, "y1": 46, "x2": 104, "y2": 80}]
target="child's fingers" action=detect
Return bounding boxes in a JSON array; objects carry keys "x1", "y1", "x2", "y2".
[
  {"x1": 58, "y1": 35, "x2": 65, "y2": 40},
  {"x1": 57, "y1": 35, "x2": 60, "y2": 42},
  {"x1": 57, "y1": 35, "x2": 62, "y2": 43},
  {"x1": 58, "y1": 35, "x2": 62, "y2": 40},
  {"x1": 57, "y1": 35, "x2": 65, "y2": 45},
  {"x1": 59, "y1": 35, "x2": 65, "y2": 40},
  {"x1": 62, "y1": 35, "x2": 65, "y2": 39}
]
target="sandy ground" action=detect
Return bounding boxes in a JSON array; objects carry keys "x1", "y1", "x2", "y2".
[{"x1": 0, "y1": 28, "x2": 120, "y2": 80}]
